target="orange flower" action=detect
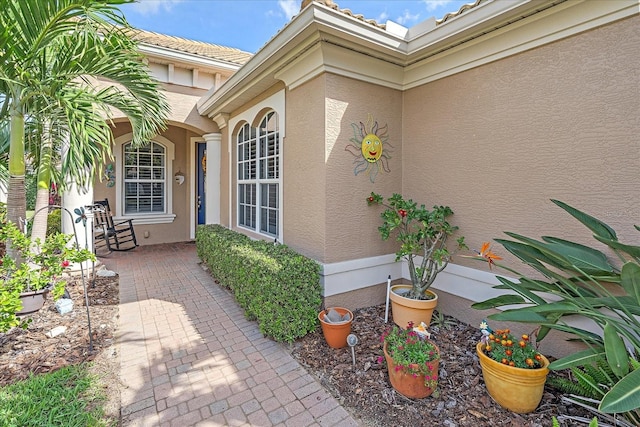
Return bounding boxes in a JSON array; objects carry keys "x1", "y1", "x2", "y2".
[{"x1": 479, "y1": 242, "x2": 503, "y2": 270}]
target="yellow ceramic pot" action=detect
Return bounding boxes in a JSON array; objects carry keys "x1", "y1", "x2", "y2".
[
  {"x1": 389, "y1": 285, "x2": 437, "y2": 328},
  {"x1": 476, "y1": 342, "x2": 550, "y2": 413}
]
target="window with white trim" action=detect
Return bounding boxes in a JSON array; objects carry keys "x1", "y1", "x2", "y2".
[
  {"x1": 123, "y1": 141, "x2": 166, "y2": 214},
  {"x1": 237, "y1": 111, "x2": 280, "y2": 237},
  {"x1": 113, "y1": 134, "x2": 175, "y2": 224}
]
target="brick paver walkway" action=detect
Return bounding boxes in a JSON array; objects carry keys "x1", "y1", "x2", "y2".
[{"x1": 101, "y1": 242, "x2": 359, "y2": 427}]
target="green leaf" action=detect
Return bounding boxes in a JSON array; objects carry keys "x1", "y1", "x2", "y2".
[
  {"x1": 599, "y1": 368, "x2": 640, "y2": 413},
  {"x1": 594, "y1": 236, "x2": 640, "y2": 259},
  {"x1": 541, "y1": 236, "x2": 614, "y2": 275},
  {"x1": 620, "y1": 262, "x2": 640, "y2": 305},
  {"x1": 548, "y1": 348, "x2": 605, "y2": 370},
  {"x1": 471, "y1": 294, "x2": 526, "y2": 310},
  {"x1": 551, "y1": 199, "x2": 618, "y2": 241},
  {"x1": 488, "y1": 309, "x2": 548, "y2": 323},
  {"x1": 603, "y1": 322, "x2": 630, "y2": 378}
]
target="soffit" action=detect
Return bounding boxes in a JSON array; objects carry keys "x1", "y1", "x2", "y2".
[{"x1": 197, "y1": 0, "x2": 638, "y2": 118}]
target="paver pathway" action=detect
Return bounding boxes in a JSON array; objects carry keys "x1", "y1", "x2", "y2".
[{"x1": 101, "y1": 242, "x2": 360, "y2": 427}]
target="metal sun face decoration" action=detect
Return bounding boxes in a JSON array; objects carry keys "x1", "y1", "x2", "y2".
[{"x1": 345, "y1": 114, "x2": 392, "y2": 183}]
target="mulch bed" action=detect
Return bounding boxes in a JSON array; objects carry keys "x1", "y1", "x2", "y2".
[
  {"x1": 289, "y1": 304, "x2": 599, "y2": 427},
  {"x1": 0, "y1": 273, "x2": 119, "y2": 387}
]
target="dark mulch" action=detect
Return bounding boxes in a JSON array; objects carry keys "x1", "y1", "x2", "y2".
[
  {"x1": 289, "y1": 304, "x2": 599, "y2": 427},
  {"x1": 0, "y1": 273, "x2": 119, "y2": 387}
]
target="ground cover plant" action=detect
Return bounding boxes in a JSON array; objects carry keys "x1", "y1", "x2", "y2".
[
  {"x1": 0, "y1": 274, "x2": 120, "y2": 426},
  {"x1": 0, "y1": 364, "x2": 107, "y2": 427}
]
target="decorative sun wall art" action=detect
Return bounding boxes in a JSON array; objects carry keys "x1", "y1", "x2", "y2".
[{"x1": 345, "y1": 114, "x2": 392, "y2": 183}]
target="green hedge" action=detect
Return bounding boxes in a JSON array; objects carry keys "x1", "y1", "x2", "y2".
[{"x1": 196, "y1": 224, "x2": 322, "y2": 343}]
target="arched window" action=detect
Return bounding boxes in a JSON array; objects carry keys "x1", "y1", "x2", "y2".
[
  {"x1": 237, "y1": 111, "x2": 280, "y2": 236},
  {"x1": 113, "y1": 134, "x2": 175, "y2": 224},
  {"x1": 123, "y1": 141, "x2": 166, "y2": 214}
]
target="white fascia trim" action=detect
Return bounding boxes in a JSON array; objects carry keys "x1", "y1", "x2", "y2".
[
  {"x1": 197, "y1": 2, "x2": 405, "y2": 116},
  {"x1": 138, "y1": 44, "x2": 243, "y2": 72},
  {"x1": 321, "y1": 254, "x2": 519, "y2": 306},
  {"x1": 274, "y1": 40, "x2": 405, "y2": 91},
  {"x1": 404, "y1": 0, "x2": 639, "y2": 89}
]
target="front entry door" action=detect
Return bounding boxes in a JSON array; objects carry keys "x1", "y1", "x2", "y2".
[{"x1": 197, "y1": 143, "x2": 206, "y2": 224}]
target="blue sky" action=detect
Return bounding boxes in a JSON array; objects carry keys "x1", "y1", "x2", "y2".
[{"x1": 119, "y1": 0, "x2": 473, "y2": 53}]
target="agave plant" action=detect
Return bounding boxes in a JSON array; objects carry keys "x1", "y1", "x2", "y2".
[{"x1": 470, "y1": 200, "x2": 640, "y2": 421}]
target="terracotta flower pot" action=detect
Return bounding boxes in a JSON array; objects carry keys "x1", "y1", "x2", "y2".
[
  {"x1": 318, "y1": 307, "x2": 353, "y2": 349},
  {"x1": 476, "y1": 342, "x2": 550, "y2": 413},
  {"x1": 389, "y1": 285, "x2": 438, "y2": 328},
  {"x1": 384, "y1": 341, "x2": 439, "y2": 399},
  {"x1": 17, "y1": 288, "x2": 50, "y2": 315}
]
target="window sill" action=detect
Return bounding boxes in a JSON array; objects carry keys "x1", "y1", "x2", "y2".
[{"x1": 114, "y1": 214, "x2": 176, "y2": 225}]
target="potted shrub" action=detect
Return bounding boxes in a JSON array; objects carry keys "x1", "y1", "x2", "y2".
[
  {"x1": 476, "y1": 321, "x2": 550, "y2": 413},
  {"x1": 380, "y1": 321, "x2": 440, "y2": 399},
  {"x1": 367, "y1": 192, "x2": 466, "y2": 327},
  {"x1": 318, "y1": 307, "x2": 353, "y2": 349},
  {"x1": 468, "y1": 200, "x2": 640, "y2": 420},
  {"x1": 0, "y1": 219, "x2": 95, "y2": 331}
]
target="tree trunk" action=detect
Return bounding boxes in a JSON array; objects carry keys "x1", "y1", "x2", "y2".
[
  {"x1": 30, "y1": 123, "x2": 54, "y2": 245},
  {"x1": 6, "y1": 108, "x2": 27, "y2": 260}
]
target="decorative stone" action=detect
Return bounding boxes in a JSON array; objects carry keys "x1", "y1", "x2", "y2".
[
  {"x1": 55, "y1": 298, "x2": 74, "y2": 315},
  {"x1": 46, "y1": 326, "x2": 67, "y2": 338},
  {"x1": 97, "y1": 270, "x2": 117, "y2": 277}
]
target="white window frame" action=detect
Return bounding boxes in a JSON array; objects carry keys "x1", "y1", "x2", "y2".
[
  {"x1": 114, "y1": 133, "x2": 176, "y2": 224},
  {"x1": 236, "y1": 111, "x2": 281, "y2": 239}
]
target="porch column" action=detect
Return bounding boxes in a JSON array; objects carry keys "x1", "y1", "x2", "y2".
[
  {"x1": 203, "y1": 133, "x2": 221, "y2": 224},
  {"x1": 61, "y1": 183, "x2": 94, "y2": 254}
]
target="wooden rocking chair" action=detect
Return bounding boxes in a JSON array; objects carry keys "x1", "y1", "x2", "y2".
[{"x1": 91, "y1": 198, "x2": 138, "y2": 254}]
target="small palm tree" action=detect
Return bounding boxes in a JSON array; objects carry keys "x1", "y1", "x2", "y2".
[{"x1": 0, "y1": 0, "x2": 169, "y2": 247}]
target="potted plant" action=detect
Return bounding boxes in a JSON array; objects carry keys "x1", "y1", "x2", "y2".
[
  {"x1": 0, "y1": 219, "x2": 95, "y2": 331},
  {"x1": 380, "y1": 321, "x2": 440, "y2": 399},
  {"x1": 476, "y1": 321, "x2": 550, "y2": 413},
  {"x1": 318, "y1": 307, "x2": 353, "y2": 349},
  {"x1": 367, "y1": 192, "x2": 466, "y2": 327}
]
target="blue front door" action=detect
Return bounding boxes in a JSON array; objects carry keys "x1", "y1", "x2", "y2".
[{"x1": 197, "y1": 143, "x2": 206, "y2": 225}]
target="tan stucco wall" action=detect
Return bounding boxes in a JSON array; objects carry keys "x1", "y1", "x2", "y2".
[
  {"x1": 95, "y1": 124, "x2": 197, "y2": 245},
  {"x1": 402, "y1": 15, "x2": 640, "y2": 273},
  {"x1": 283, "y1": 73, "x2": 404, "y2": 263},
  {"x1": 282, "y1": 75, "x2": 327, "y2": 260}
]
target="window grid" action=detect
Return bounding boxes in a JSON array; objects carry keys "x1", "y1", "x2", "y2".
[
  {"x1": 124, "y1": 142, "x2": 166, "y2": 214},
  {"x1": 237, "y1": 112, "x2": 280, "y2": 237}
]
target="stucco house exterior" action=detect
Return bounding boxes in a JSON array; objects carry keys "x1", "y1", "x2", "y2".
[{"x1": 73, "y1": 0, "x2": 638, "y2": 356}]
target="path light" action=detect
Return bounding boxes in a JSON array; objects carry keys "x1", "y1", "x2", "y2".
[{"x1": 347, "y1": 334, "x2": 358, "y2": 367}]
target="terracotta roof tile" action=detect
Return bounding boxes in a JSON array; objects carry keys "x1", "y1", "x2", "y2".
[
  {"x1": 437, "y1": 0, "x2": 490, "y2": 25},
  {"x1": 301, "y1": 0, "x2": 385, "y2": 30},
  {"x1": 124, "y1": 28, "x2": 253, "y2": 65}
]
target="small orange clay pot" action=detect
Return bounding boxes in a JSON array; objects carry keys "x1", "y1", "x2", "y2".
[
  {"x1": 389, "y1": 285, "x2": 438, "y2": 328},
  {"x1": 318, "y1": 307, "x2": 353, "y2": 349},
  {"x1": 384, "y1": 341, "x2": 439, "y2": 399},
  {"x1": 476, "y1": 342, "x2": 550, "y2": 413}
]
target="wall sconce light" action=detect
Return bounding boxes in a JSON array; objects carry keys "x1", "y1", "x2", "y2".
[{"x1": 174, "y1": 171, "x2": 185, "y2": 185}]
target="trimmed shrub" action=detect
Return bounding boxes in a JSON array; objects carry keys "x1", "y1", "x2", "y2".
[{"x1": 196, "y1": 225, "x2": 322, "y2": 343}]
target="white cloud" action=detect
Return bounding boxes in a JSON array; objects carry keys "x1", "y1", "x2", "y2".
[
  {"x1": 396, "y1": 10, "x2": 420, "y2": 25},
  {"x1": 421, "y1": 0, "x2": 456, "y2": 13},
  {"x1": 278, "y1": 0, "x2": 300, "y2": 20},
  {"x1": 129, "y1": 0, "x2": 184, "y2": 14},
  {"x1": 376, "y1": 11, "x2": 389, "y2": 23}
]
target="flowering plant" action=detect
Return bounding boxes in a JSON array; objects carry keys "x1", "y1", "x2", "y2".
[
  {"x1": 479, "y1": 321, "x2": 544, "y2": 369},
  {"x1": 380, "y1": 321, "x2": 440, "y2": 388},
  {"x1": 0, "y1": 218, "x2": 95, "y2": 332},
  {"x1": 367, "y1": 192, "x2": 466, "y2": 300}
]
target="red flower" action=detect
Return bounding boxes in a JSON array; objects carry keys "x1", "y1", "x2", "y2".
[
  {"x1": 61, "y1": 260, "x2": 70, "y2": 268},
  {"x1": 398, "y1": 209, "x2": 407, "y2": 217}
]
